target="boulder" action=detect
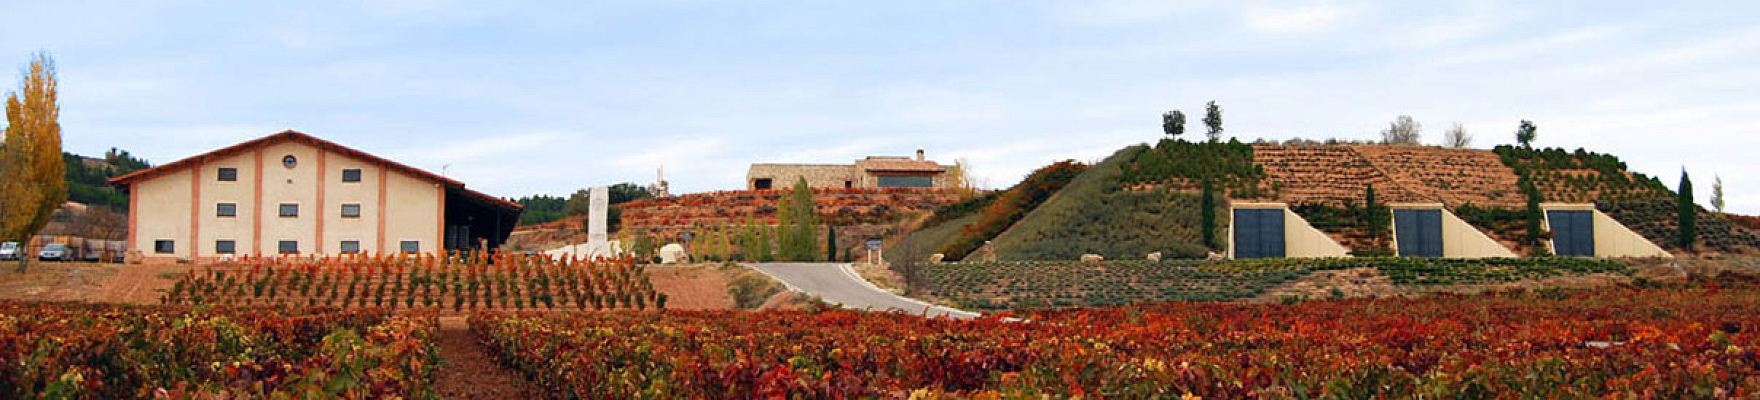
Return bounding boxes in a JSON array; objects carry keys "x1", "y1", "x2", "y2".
[
  {"x1": 658, "y1": 243, "x2": 689, "y2": 264},
  {"x1": 1080, "y1": 254, "x2": 1104, "y2": 263},
  {"x1": 928, "y1": 253, "x2": 945, "y2": 263},
  {"x1": 1146, "y1": 252, "x2": 1162, "y2": 262}
]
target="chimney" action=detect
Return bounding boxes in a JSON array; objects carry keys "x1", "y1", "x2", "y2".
[{"x1": 916, "y1": 149, "x2": 925, "y2": 162}]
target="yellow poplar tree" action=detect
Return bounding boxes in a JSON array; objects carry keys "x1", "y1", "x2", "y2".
[{"x1": 0, "y1": 53, "x2": 66, "y2": 273}]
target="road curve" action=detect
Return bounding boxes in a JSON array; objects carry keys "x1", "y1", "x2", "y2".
[{"x1": 746, "y1": 263, "x2": 979, "y2": 319}]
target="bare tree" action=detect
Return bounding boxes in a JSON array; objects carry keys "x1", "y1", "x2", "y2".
[
  {"x1": 77, "y1": 207, "x2": 128, "y2": 241},
  {"x1": 1444, "y1": 122, "x2": 1472, "y2": 148},
  {"x1": 1380, "y1": 115, "x2": 1422, "y2": 145}
]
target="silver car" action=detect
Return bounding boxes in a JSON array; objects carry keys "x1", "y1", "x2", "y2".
[
  {"x1": 38, "y1": 243, "x2": 70, "y2": 262},
  {"x1": 0, "y1": 242, "x2": 17, "y2": 261}
]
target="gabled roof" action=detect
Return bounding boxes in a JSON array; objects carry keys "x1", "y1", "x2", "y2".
[{"x1": 109, "y1": 130, "x2": 522, "y2": 211}]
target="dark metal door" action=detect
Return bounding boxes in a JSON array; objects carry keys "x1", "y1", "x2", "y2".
[
  {"x1": 1233, "y1": 209, "x2": 1286, "y2": 259},
  {"x1": 1547, "y1": 210, "x2": 1595, "y2": 257},
  {"x1": 1394, "y1": 209, "x2": 1444, "y2": 258}
]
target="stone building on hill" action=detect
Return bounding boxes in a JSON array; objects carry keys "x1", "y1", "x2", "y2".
[{"x1": 746, "y1": 150, "x2": 949, "y2": 190}]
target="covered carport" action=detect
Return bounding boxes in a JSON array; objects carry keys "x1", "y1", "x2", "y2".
[{"x1": 443, "y1": 187, "x2": 523, "y2": 253}]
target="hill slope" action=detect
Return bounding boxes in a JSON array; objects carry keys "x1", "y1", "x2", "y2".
[{"x1": 990, "y1": 145, "x2": 1221, "y2": 261}]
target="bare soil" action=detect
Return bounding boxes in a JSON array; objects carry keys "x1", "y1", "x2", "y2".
[
  {"x1": 433, "y1": 316, "x2": 543, "y2": 400},
  {"x1": 0, "y1": 262, "x2": 187, "y2": 304},
  {"x1": 647, "y1": 264, "x2": 736, "y2": 310}
]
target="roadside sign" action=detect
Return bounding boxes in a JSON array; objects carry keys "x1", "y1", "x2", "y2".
[{"x1": 865, "y1": 239, "x2": 883, "y2": 251}]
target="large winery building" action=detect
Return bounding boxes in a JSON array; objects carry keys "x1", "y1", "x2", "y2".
[{"x1": 109, "y1": 130, "x2": 522, "y2": 262}]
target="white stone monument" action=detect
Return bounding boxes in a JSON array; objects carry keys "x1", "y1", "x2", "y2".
[{"x1": 586, "y1": 186, "x2": 611, "y2": 259}]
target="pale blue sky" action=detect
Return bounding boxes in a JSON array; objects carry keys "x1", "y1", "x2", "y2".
[{"x1": 3, "y1": 1, "x2": 1756, "y2": 212}]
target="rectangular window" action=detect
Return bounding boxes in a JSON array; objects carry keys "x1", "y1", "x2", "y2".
[
  {"x1": 876, "y1": 176, "x2": 934, "y2": 188},
  {"x1": 216, "y1": 203, "x2": 237, "y2": 217},
  {"x1": 278, "y1": 240, "x2": 299, "y2": 255},
  {"x1": 752, "y1": 178, "x2": 773, "y2": 190},
  {"x1": 154, "y1": 240, "x2": 175, "y2": 254},
  {"x1": 340, "y1": 240, "x2": 361, "y2": 254},
  {"x1": 215, "y1": 240, "x2": 236, "y2": 254},
  {"x1": 342, "y1": 168, "x2": 362, "y2": 183},
  {"x1": 400, "y1": 240, "x2": 420, "y2": 253},
  {"x1": 217, "y1": 167, "x2": 238, "y2": 182},
  {"x1": 340, "y1": 203, "x2": 361, "y2": 218},
  {"x1": 279, "y1": 203, "x2": 299, "y2": 217}
]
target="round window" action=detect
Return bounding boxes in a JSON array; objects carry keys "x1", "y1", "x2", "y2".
[{"x1": 282, "y1": 155, "x2": 298, "y2": 169}]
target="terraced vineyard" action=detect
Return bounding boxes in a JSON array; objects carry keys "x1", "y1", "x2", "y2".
[
  {"x1": 164, "y1": 253, "x2": 665, "y2": 312},
  {"x1": 1599, "y1": 198, "x2": 1760, "y2": 254},
  {"x1": 919, "y1": 257, "x2": 1630, "y2": 310}
]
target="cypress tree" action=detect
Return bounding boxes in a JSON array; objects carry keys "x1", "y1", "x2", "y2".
[
  {"x1": 1200, "y1": 179, "x2": 1217, "y2": 249},
  {"x1": 1678, "y1": 170, "x2": 1697, "y2": 252},
  {"x1": 826, "y1": 225, "x2": 838, "y2": 262},
  {"x1": 1523, "y1": 176, "x2": 1543, "y2": 249}
]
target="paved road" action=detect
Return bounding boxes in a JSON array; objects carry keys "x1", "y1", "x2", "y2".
[{"x1": 747, "y1": 263, "x2": 979, "y2": 319}]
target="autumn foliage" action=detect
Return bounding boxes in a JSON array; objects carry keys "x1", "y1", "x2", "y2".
[
  {"x1": 477, "y1": 280, "x2": 1758, "y2": 398},
  {"x1": 164, "y1": 252, "x2": 665, "y2": 312},
  {"x1": 0, "y1": 303, "x2": 437, "y2": 399},
  {"x1": 939, "y1": 160, "x2": 1086, "y2": 260}
]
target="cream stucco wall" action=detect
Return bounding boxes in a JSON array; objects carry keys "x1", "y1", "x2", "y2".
[
  {"x1": 133, "y1": 169, "x2": 194, "y2": 259},
  {"x1": 322, "y1": 155, "x2": 383, "y2": 254},
  {"x1": 382, "y1": 168, "x2": 443, "y2": 254},
  {"x1": 1541, "y1": 203, "x2": 1673, "y2": 258},
  {"x1": 258, "y1": 142, "x2": 320, "y2": 255},
  {"x1": 130, "y1": 139, "x2": 446, "y2": 259},
  {"x1": 1228, "y1": 203, "x2": 1351, "y2": 259},
  {"x1": 196, "y1": 151, "x2": 259, "y2": 256},
  {"x1": 1387, "y1": 203, "x2": 1518, "y2": 258}
]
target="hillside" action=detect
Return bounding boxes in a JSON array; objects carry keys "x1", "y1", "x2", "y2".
[
  {"x1": 890, "y1": 141, "x2": 1758, "y2": 262},
  {"x1": 990, "y1": 145, "x2": 1220, "y2": 260},
  {"x1": 61, "y1": 149, "x2": 151, "y2": 211}
]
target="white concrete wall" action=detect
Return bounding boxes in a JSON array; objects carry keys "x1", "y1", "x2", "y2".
[
  {"x1": 1541, "y1": 203, "x2": 1672, "y2": 258},
  {"x1": 1228, "y1": 203, "x2": 1350, "y2": 259},
  {"x1": 1387, "y1": 203, "x2": 1517, "y2": 258}
]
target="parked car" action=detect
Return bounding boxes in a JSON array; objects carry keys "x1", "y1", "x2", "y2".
[
  {"x1": 0, "y1": 242, "x2": 17, "y2": 261},
  {"x1": 38, "y1": 243, "x2": 71, "y2": 262}
]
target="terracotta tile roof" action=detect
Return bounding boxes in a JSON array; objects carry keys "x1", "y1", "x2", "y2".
[
  {"x1": 856, "y1": 158, "x2": 946, "y2": 173},
  {"x1": 108, "y1": 130, "x2": 522, "y2": 211}
]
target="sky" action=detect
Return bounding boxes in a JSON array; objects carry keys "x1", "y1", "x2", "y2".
[{"x1": 2, "y1": 1, "x2": 1756, "y2": 213}]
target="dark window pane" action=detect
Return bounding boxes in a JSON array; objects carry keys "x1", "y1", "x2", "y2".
[
  {"x1": 215, "y1": 240, "x2": 236, "y2": 254},
  {"x1": 217, "y1": 168, "x2": 238, "y2": 182},
  {"x1": 154, "y1": 240, "x2": 174, "y2": 254},
  {"x1": 278, "y1": 241, "x2": 299, "y2": 254},
  {"x1": 342, "y1": 169, "x2": 362, "y2": 182},
  {"x1": 876, "y1": 176, "x2": 933, "y2": 188},
  {"x1": 753, "y1": 178, "x2": 773, "y2": 190},
  {"x1": 282, "y1": 155, "x2": 297, "y2": 169},
  {"x1": 341, "y1": 204, "x2": 361, "y2": 218},
  {"x1": 279, "y1": 204, "x2": 299, "y2": 217},
  {"x1": 340, "y1": 241, "x2": 360, "y2": 254},
  {"x1": 400, "y1": 240, "x2": 419, "y2": 253},
  {"x1": 217, "y1": 203, "x2": 237, "y2": 217}
]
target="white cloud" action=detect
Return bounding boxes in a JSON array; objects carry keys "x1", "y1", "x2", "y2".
[{"x1": 1242, "y1": 2, "x2": 1356, "y2": 34}]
